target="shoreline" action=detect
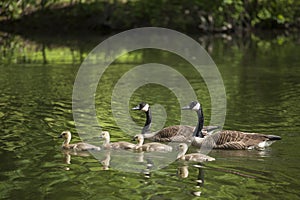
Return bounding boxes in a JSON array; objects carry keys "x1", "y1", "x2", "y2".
[{"x1": 1, "y1": 2, "x2": 299, "y2": 36}]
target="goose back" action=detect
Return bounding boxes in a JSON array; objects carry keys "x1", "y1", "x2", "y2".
[
  {"x1": 148, "y1": 125, "x2": 195, "y2": 142},
  {"x1": 193, "y1": 130, "x2": 282, "y2": 150}
]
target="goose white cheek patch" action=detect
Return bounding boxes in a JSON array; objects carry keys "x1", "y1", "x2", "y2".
[
  {"x1": 192, "y1": 103, "x2": 200, "y2": 111},
  {"x1": 141, "y1": 104, "x2": 149, "y2": 112}
]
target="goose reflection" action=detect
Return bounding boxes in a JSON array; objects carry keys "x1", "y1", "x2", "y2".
[
  {"x1": 100, "y1": 150, "x2": 111, "y2": 170},
  {"x1": 62, "y1": 149, "x2": 91, "y2": 170},
  {"x1": 177, "y1": 164, "x2": 205, "y2": 197},
  {"x1": 93, "y1": 149, "x2": 155, "y2": 174}
]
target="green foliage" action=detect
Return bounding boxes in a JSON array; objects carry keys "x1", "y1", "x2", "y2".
[{"x1": 0, "y1": 0, "x2": 299, "y2": 31}]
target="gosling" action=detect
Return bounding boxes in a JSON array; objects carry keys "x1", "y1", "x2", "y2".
[{"x1": 59, "y1": 130, "x2": 101, "y2": 151}]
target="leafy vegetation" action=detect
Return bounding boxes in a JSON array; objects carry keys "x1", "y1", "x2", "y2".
[{"x1": 0, "y1": 0, "x2": 300, "y2": 33}]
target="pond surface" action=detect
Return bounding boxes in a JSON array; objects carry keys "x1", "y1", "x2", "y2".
[{"x1": 0, "y1": 31, "x2": 299, "y2": 199}]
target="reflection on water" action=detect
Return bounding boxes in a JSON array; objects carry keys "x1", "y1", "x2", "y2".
[
  {"x1": 177, "y1": 165, "x2": 205, "y2": 197},
  {"x1": 0, "y1": 32, "x2": 300, "y2": 199}
]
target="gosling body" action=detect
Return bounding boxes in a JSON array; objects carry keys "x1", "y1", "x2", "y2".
[
  {"x1": 133, "y1": 134, "x2": 173, "y2": 152},
  {"x1": 100, "y1": 131, "x2": 136, "y2": 150},
  {"x1": 59, "y1": 131, "x2": 101, "y2": 151},
  {"x1": 177, "y1": 143, "x2": 215, "y2": 162}
]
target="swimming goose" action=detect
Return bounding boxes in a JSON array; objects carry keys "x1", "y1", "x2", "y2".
[
  {"x1": 182, "y1": 101, "x2": 282, "y2": 150},
  {"x1": 100, "y1": 131, "x2": 136, "y2": 150},
  {"x1": 132, "y1": 102, "x2": 219, "y2": 142},
  {"x1": 193, "y1": 130, "x2": 282, "y2": 150},
  {"x1": 59, "y1": 130, "x2": 101, "y2": 151},
  {"x1": 177, "y1": 143, "x2": 215, "y2": 162},
  {"x1": 132, "y1": 134, "x2": 173, "y2": 152}
]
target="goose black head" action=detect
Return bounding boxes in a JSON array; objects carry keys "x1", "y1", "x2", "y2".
[
  {"x1": 181, "y1": 101, "x2": 201, "y2": 111},
  {"x1": 132, "y1": 102, "x2": 150, "y2": 112}
]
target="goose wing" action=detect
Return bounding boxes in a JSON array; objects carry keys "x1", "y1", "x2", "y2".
[
  {"x1": 151, "y1": 125, "x2": 194, "y2": 142},
  {"x1": 213, "y1": 131, "x2": 281, "y2": 149}
]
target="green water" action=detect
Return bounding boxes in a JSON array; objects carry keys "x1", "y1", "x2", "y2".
[{"x1": 0, "y1": 32, "x2": 300, "y2": 199}]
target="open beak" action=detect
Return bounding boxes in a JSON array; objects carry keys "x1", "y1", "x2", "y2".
[
  {"x1": 181, "y1": 105, "x2": 191, "y2": 110},
  {"x1": 132, "y1": 105, "x2": 140, "y2": 110}
]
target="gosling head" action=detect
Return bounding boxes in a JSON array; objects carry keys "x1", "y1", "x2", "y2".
[
  {"x1": 59, "y1": 130, "x2": 71, "y2": 140},
  {"x1": 132, "y1": 102, "x2": 150, "y2": 112},
  {"x1": 181, "y1": 101, "x2": 201, "y2": 111},
  {"x1": 100, "y1": 131, "x2": 110, "y2": 139},
  {"x1": 177, "y1": 143, "x2": 189, "y2": 159},
  {"x1": 132, "y1": 134, "x2": 144, "y2": 142},
  {"x1": 178, "y1": 143, "x2": 188, "y2": 151}
]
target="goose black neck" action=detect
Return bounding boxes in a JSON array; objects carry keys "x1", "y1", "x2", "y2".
[
  {"x1": 193, "y1": 108, "x2": 204, "y2": 137},
  {"x1": 142, "y1": 109, "x2": 152, "y2": 134}
]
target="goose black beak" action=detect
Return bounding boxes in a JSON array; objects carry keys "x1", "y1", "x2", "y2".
[
  {"x1": 181, "y1": 105, "x2": 191, "y2": 110},
  {"x1": 132, "y1": 105, "x2": 140, "y2": 110},
  {"x1": 58, "y1": 135, "x2": 62, "y2": 138}
]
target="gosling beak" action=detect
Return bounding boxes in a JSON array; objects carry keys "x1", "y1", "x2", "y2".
[
  {"x1": 58, "y1": 135, "x2": 62, "y2": 138},
  {"x1": 131, "y1": 137, "x2": 137, "y2": 141},
  {"x1": 181, "y1": 105, "x2": 191, "y2": 110},
  {"x1": 132, "y1": 105, "x2": 140, "y2": 110}
]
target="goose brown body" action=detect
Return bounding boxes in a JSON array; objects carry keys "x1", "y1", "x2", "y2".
[
  {"x1": 148, "y1": 125, "x2": 221, "y2": 142},
  {"x1": 181, "y1": 101, "x2": 282, "y2": 150},
  {"x1": 132, "y1": 102, "x2": 219, "y2": 142},
  {"x1": 148, "y1": 125, "x2": 195, "y2": 142},
  {"x1": 192, "y1": 130, "x2": 282, "y2": 150},
  {"x1": 59, "y1": 131, "x2": 101, "y2": 151}
]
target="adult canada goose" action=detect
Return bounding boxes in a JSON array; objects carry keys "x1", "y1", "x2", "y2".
[
  {"x1": 182, "y1": 101, "x2": 282, "y2": 150},
  {"x1": 132, "y1": 102, "x2": 219, "y2": 142},
  {"x1": 100, "y1": 131, "x2": 136, "y2": 150},
  {"x1": 59, "y1": 130, "x2": 101, "y2": 151},
  {"x1": 177, "y1": 143, "x2": 215, "y2": 162},
  {"x1": 132, "y1": 134, "x2": 173, "y2": 152}
]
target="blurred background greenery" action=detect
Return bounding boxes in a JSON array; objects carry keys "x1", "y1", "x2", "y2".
[{"x1": 1, "y1": 0, "x2": 300, "y2": 33}]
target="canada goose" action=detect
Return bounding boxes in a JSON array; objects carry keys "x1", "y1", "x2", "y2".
[
  {"x1": 193, "y1": 130, "x2": 282, "y2": 150},
  {"x1": 132, "y1": 134, "x2": 173, "y2": 152},
  {"x1": 100, "y1": 131, "x2": 136, "y2": 150},
  {"x1": 132, "y1": 102, "x2": 219, "y2": 142},
  {"x1": 59, "y1": 130, "x2": 101, "y2": 151},
  {"x1": 177, "y1": 143, "x2": 215, "y2": 162},
  {"x1": 182, "y1": 101, "x2": 282, "y2": 150}
]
